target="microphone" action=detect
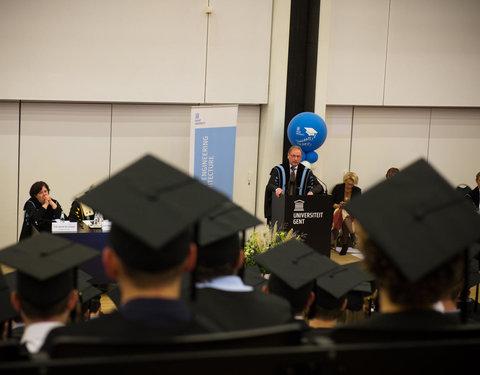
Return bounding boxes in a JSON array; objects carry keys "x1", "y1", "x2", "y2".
[{"x1": 315, "y1": 175, "x2": 328, "y2": 195}]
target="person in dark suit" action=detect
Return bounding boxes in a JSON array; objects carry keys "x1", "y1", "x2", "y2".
[
  {"x1": 331, "y1": 172, "x2": 362, "y2": 255},
  {"x1": 191, "y1": 202, "x2": 293, "y2": 331},
  {"x1": 43, "y1": 155, "x2": 231, "y2": 352},
  {"x1": 19, "y1": 181, "x2": 63, "y2": 240},
  {"x1": 469, "y1": 172, "x2": 480, "y2": 211},
  {"x1": 264, "y1": 146, "x2": 323, "y2": 223},
  {"x1": 0, "y1": 233, "x2": 97, "y2": 353},
  {"x1": 329, "y1": 159, "x2": 480, "y2": 343},
  {"x1": 255, "y1": 239, "x2": 339, "y2": 332}
]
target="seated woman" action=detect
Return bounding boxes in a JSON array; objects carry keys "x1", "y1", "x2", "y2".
[
  {"x1": 331, "y1": 172, "x2": 361, "y2": 255},
  {"x1": 19, "y1": 181, "x2": 63, "y2": 240}
]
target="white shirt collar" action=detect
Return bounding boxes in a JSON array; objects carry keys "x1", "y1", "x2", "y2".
[
  {"x1": 196, "y1": 275, "x2": 253, "y2": 292},
  {"x1": 21, "y1": 321, "x2": 65, "y2": 353}
]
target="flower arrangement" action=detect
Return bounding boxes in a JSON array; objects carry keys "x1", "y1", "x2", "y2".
[{"x1": 244, "y1": 222, "x2": 303, "y2": 274}]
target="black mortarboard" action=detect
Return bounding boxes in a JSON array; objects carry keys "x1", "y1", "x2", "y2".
[
  {"x1": 345, "y1": 159, "x2": 480, "y2": 282},
  {"x1": 0, "y1": 270, "x2": 17, "y2": 322},
  {"x1": 196, "y1": 202, "x2": 261, "y2": 266},
  {"x1": 197, "y1": 202, "x2": 261, "y2": 247},
  {"x1": 243, "y1": 265, "x2": 268, "y2": 290},
  {"x1": 76, "y1": 271, "x2": 102, "y2": 306},
  {"x1": 316, "y1": 264, "x2": 369, "y2": 300},
  {"x1": 255, "y1": 240, "x2": 338, "y2": 290},
  {"x1": 80, "y1": 154, "x2": 230, "y2": 251},
  {"x1": 0, "y1": 233, "x2": 98, "y2": 307}
]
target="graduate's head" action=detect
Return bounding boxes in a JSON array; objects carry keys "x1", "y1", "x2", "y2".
[
  {"x1": 107, "y1": 223, "x2": 195, "y2": 288},
  {"x1": 256, "y1": 240, "x2": 338, "y2": 316},
  {"x1": 194, "y1": 201, "x2": 260, "y2": 282},
  {"x1": 0, "y1": 234, "x2": 97, "y2": 321},
  {"x1": 75, "y1": 154, "x2": 231, "y2": 287},
  {"x1": 345, "y1": 159, "x2": 480, "y2": 310}
]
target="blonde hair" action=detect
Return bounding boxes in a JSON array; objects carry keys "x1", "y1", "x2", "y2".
[{"x1": 343, "y1": 172, "x2": 358, "y2": 185}]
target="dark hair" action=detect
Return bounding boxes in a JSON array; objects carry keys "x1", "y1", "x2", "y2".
[
  {"x1": 19, "y1": 292, "x2": 72, "y2": 320},
  {"x1": 195, "y1": 235, "x2": 240, "y2": 282},
  {"x1": 385, "y1": 168, "x2": 400, "y2": 179},
  {"x1": 268, "y1": 276, "x2": 313, "y2": 315},
  {"x1": 121, "y1": 261, "x2": 185, "y2": 289},
  {"x1": 29, "y1": 181, "x2": 49, "y2": 198},
  {"x1": 109, "y1": 224, "x2": 191, "y2": 273},
  {"x1": 313, "y1": 306, "x2": 346, "y2": 321},
  {"x1": 359, "y1": 230, "x2": 464, "y2": 309}
]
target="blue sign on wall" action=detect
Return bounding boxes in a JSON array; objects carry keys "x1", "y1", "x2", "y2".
[{"x1": 193, "y1": 126, "x2": 236, "y2": 199}]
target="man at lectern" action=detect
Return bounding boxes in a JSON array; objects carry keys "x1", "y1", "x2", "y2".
[{"x1": 264, "y1": 146, "x2": 323, "y2": 223}]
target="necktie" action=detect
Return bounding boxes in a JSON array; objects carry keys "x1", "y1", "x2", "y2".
[{"x1": 289, "y1": 167, "x2": 296, "y2": 195}]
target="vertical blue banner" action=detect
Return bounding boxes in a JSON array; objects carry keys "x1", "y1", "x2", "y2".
[{"x1": 193, "y1": 126, "x2": 236, "y2": 199}]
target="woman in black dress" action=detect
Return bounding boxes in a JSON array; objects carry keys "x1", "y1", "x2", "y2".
[{"x1": 19, "y1": 181, "x2": 63, "y2": 240}]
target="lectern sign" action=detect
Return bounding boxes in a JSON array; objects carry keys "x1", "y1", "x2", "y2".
[{"x1": 271, "y1": 194, "x2": 333, "y2": 257}]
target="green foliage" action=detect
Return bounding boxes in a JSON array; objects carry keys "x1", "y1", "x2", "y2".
[{"x1": 243, "y1": 222, "x2": 302, "y2": 274}]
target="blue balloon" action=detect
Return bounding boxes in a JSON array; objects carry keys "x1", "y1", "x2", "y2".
[
  {"x1": 287, "y1": 112, "x2": 327, "y2": 153},
  {"x1": 305, "y1": 151, "x2": 318, "y2": 163}
]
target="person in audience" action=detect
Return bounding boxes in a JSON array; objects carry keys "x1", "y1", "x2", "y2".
[
  {"x1": 331, "y1": 172, "x2": 362, "y2": 255},
  {"x1": 329, "y1": 159, "x2": 480, "y2": 342},
  {"x1": 256, "y1": 239, "x2": 338, "y2": 330},
  {"x1": 43, "y1": 155, "x2": 231, "y2": 350},
  {"x1": 469, "y1": 172, "x2": 480, "y2": 211},
  {"x1": 0, "y1": 270, "x2": 19, "y2": 341},
  {"x1": 191, "y1": 202, "x2": 292, "y2": 330},
  {"x1": 385, "y1": 167, "x2": 399, "y2": 179},
  {"x1": 20, "y1": 181, "x2": 63, "y2": 240},
  {"x1": 307, "y1": 264, "x2": 370, "y2": 334},
  {"x1": 264, "y1": 145, "x2": 323, "y2": 224},
  {"x1": 0, "y1": 233, "x2": 97, "y2": 353}
]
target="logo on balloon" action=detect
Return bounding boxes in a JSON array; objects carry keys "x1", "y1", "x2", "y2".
[{"x1": 287, "y1": 112, "x2": 327, "y2": 164}]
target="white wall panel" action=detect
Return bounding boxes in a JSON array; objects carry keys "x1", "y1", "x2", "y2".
[
  {"x1": 0, "y1": 102, "x2": 19, "y2": 247},
  {"x1": 326, "y1": 0, "x2": 389, "y2": 105},
  {"x1": 428, "y1": 108, "x2": 480, "y2": 187},
  {"x1": 384, "y1": 0, "x2": 480, "y2": 106},
  {"x1": 350, "y1": 107, "x2": 430, "y2": 190},
  {"x1": 0, "y1": 0, "x2": 207, "y2": 103},
  {"x1": 318, "y1": 106, "x2": 354, "y2": 194},
  {"x1": 232, "y1": 106, "x2": 260, "y2": 214},
  {"x1": 205, "y1": 0, "x2": 272, "y2": 104},
  {"x1": 111, "y1": 104, "x2": 259, "y2": 212},
  {"x1": 110, "y1": 104, "x2": 192, "y2": 176},
  {"x1": 18, "y1": 103, "x2": 112, "y2": 232}
]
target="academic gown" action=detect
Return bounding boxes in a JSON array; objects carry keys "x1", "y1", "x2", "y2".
[
  {"x1": 42, "y1": 298, "x2": 215, "y2": 354},
  {"x1": 192, "y1": 288, "x2": 293, "y2": 331}
]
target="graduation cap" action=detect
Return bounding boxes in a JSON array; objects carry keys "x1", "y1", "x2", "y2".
[
  {"x1": 255, "y1": 239, "x2": 338, "y2": 290},
  {"x1": 78, "y1": 154, "x2": 230, "y2": 271},
  {"x1": 315, "y1": 263, "x2": 372, "y2": 310},
  {"x1": 243, "y1": 265, "x2": 268, "y2": 290},
  {"x1": 255, "y1": 240, "x2": 338, "y2": 313},
  {"x1": 196, "y1": 201, "x2": 261, "y2": 266},
  {"x1": 76, "y1": 270, "x2": 102, "y2": 308},
  {"x1": 345, "y1": 159, "x2": 480, "y2": 283},
  {"x1": 0, "y1": 270, "x2": 17, "y2": 322},
  {"x1": 80, "y1": 154, "x2": 229, "y2": 250},
  {"x1": 0, "y1": 233, "x2": 98, "y2": 308},
  {"x1": 197, "y1": 202, "x2": 261, "y2": 247}
]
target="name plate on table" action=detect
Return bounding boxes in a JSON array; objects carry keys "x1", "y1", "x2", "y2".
[{"x1": 52, "y1": 221, "x2": 77, "y2": 233}]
